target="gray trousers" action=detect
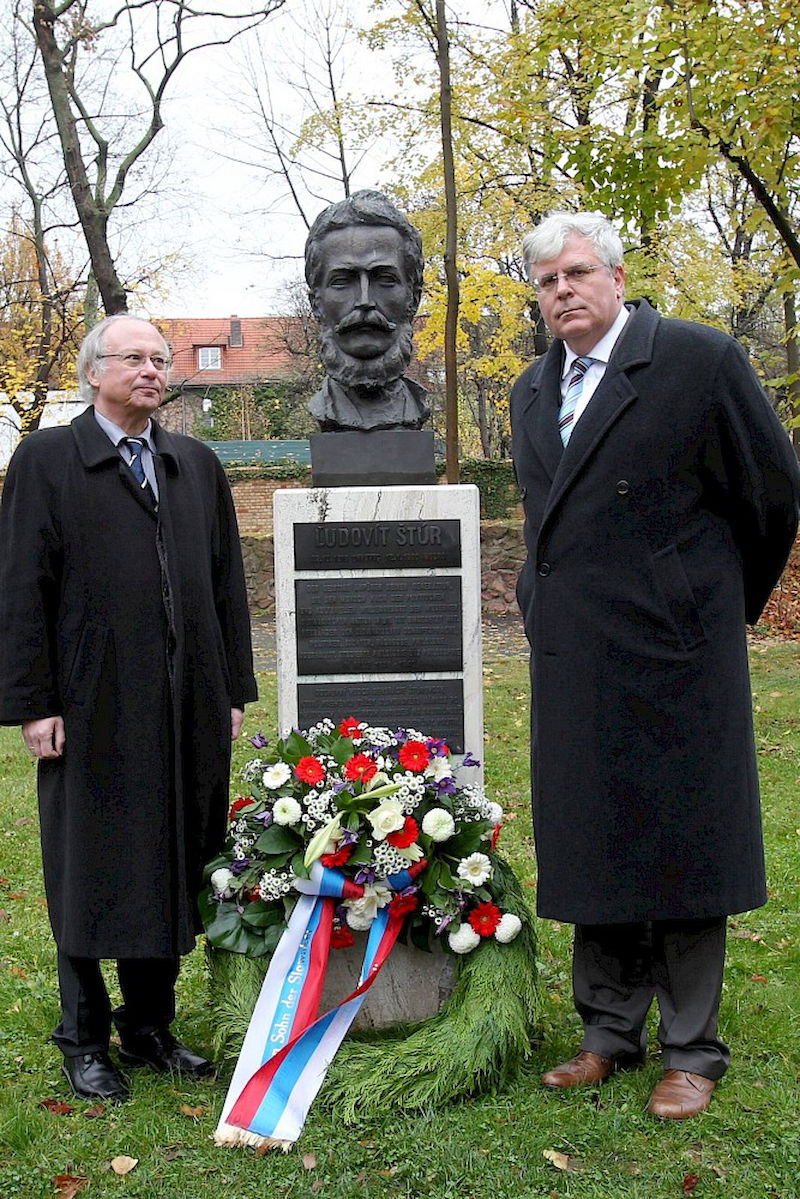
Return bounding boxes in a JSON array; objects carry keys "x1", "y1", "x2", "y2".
[{"x1": 574, "y1": 916, "x2": 730, "y2": 1080}]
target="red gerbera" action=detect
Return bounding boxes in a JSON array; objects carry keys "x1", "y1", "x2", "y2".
[
  {"x1": 321, "y1": 844, "x2": 354, "y2": 868},
  {"x1": 344, "y1": 753, "x2": 378, "y2": 784},
  {"x1": 228, "y1": 796, "x2": 252, "y2": 821},
  {"x1": 398, "y1": 740, "x2": 431, "y2": 773},
  {"x1": 331, "y1": 925, "x2": 355, "y2": 949},
  {"x1": 295, "y1": 755, "x2": 326, "y2": 785},
  {"x1": 468, "y1": 902, "x2": 503, "y2": 937},
  {"x1": 338, "y1": 716, "x2": 361, "y2": 738},
  {"x1": 389, "y1": 892, "x2": 419, "y2": 918},
  {"x1": 387, "y1": 816, "x2": 419, "y2": 848}
]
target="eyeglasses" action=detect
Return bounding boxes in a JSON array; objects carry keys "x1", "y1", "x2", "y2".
[
  {"x1": 530, "y1": 264, "x2": 607, "y2": 294},
  {"x1": 97, "y1": 352, "x2": 171, "y2": 371}
]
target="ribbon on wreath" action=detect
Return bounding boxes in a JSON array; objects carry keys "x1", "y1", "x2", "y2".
[{"x1": 215, "y1": 858, "x2": 426, "y2": 1151}]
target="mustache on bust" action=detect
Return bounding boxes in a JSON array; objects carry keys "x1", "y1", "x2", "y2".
[
  {"x1": 334, "y1": 310, "x2": 397, "y2": 335},
  {"x1": 319, "y1": 321, "x2": 414, "y2": 392}
]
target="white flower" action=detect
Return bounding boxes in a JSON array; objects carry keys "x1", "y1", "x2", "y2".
[
  {"x1": 495, "y1": 913, "x2": 523, "y2": 943},
  {"x1": 263, "y1": 761, "x2": 292, "y2": 789},
  {"x1": 273, "y1": 796, "x2": 302, "y2": 826},
  {"x1": 448, "y1": 924, "x2": 481, "y2": 954},
  {"x1": 457, "y1": 852, "x2": 492, "y2": 887},
  {"x1": 343, "y1": 883, "x2": 392, "y2": 930},
  {"x1": 425, "y1": 756, "x2": 453, "y2": 783},
  {"x1": 421, "y1": 807, "x2": 456, "y2": 842},
  {"x1": 210, "y1": 867, "x2": 235, "y2": 897},
  {"x1": 366, "y1": 798, "x2": 405, "y2": 841},
  {"x1": 486, "y1": 801, "x2": 503, "y2": 826}
]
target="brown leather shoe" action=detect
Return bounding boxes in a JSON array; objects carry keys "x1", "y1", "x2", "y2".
[
  {"x1": 542, "y1": 1050, "x2": 615, "y2": 1089},
  {"x1": 646, "y1": 1070, "x2": 715, "y2": 1119}
]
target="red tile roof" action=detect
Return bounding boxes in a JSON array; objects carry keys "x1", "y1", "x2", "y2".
[{"x1": 157, "y1": 316, "x2": 298, "y2": 387}]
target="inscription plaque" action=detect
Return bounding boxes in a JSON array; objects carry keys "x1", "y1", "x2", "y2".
[
  {"x1": 298, "y1": 680, "x2": 465, "y2": 753},
  {"x1": 296, "y1": 577, "x2": 462, "y2": 674},
  {"x1": 294, "y1": 520, "x2": 461, "y2": 571}
]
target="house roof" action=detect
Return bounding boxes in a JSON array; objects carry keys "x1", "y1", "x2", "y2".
[{"x1": 157, "y1": 315, "x2": 300, "y2": 388}]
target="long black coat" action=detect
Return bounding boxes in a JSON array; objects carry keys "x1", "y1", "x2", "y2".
[
  {"x1": 511, "y1": 299, "x2": 800, "y2": 924},
  {"x1": 0, "y1": 408, "x2": 257, "y2": 957}
]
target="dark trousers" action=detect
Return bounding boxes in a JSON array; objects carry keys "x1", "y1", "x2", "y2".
[
  {"x1": 573, "y1": 917, "x2": 730, "y2": 1080},
  {"x1": 53, "y1": 952, "x2": 180, "y2": 1058}
]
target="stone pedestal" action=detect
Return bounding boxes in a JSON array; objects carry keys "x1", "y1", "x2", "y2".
[{"x1": 321, "y1": 937, "x2": 457, "y2": 1030}]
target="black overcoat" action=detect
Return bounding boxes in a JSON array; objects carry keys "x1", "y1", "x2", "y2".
[
  {"x1": 0, "y1": 408, "x2": 258, "y2": 957},
  {"x1": 510, "y1": 299, "x2": 800, "y2": 924}
]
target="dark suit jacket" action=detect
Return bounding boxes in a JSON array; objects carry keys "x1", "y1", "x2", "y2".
[{"x1": 511, "y1": 299, "x2": 800, "y2": 923}]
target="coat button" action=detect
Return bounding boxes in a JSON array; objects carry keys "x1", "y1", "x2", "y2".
[
  {"x1": 537, "y1": 562, "x2": 551, "y2": 576},
  {"x1": 616, "y1": 479, "x2": 630, "y2": 495}
]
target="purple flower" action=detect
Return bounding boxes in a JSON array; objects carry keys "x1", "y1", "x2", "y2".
[
  {"x1": 436, "y1": 776, "x2": 457, "y2": 796},
  {"x1": 340, "y1": 827, "x2": 360, "y2": 846},
  {"x1": 355, "y1": 866, "x2": 376, "y2": 885},
  {"x1": 253, "y1": 810, "x2": 273, "y2": 826},
  {"x1": 462, "y1": 752, "x2": 481, "y2": 768},
  {"x1": 249, "y1": 731, "x2": 269, "y2": 749},
  {"x1": 435, "y1": 912, "x2": 455, "y2": 935},
  {"x1": 426, "y1": 737, "x2": 449, "y2": 757},
  {"x1": 231, "y1": 857, "x2": 250, "y2": 875}
]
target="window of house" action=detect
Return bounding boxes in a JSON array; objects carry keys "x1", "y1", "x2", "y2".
[{"x1": 198, "y1": 346, "x2": 221, "y2": 371}]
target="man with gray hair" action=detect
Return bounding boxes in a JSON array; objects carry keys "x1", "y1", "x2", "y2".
[
  {"x1": 304, "y1": 189, "x2": 430, "y2": 431},
  {"x1": 0, "y1": 315, "x2": 257, "y2": 1102},
  {"x1": 511, "y1": 210, "x2": 799, "y2": 1118}
]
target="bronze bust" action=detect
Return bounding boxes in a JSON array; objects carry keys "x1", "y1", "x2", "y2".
[{"x1": 305, "y1": 190, "x2": 430, "y2": 432}]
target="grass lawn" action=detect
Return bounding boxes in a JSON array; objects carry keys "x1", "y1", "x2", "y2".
[{"x1": 1, "y1": 643, "x2": 798, "y2": 1198}]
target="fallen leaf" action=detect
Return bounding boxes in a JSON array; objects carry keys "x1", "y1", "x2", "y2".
[
  {"x1": 378, "y1": 1166, "x2": 399, "y2": 1176},
  {"x1": 8, "y1": 892, "x2": 26, "y2": 900},
  {"x1": 163, "y1": 1145, "x2": 183, "y2": 1161},
  {"x1": 543, "y1": 1149, "x2": 570, "y2": 1171},
  {"x1": 53, "y1": 1175, "x2": 89, "y2": 1199},
  {"x1": 110, "y1": 1156, "x2": 138, "y2": 1175},
  {"x1": 302, "y1": 1153, "x2": 318, "y2": 1170},
  {"x1": 750, "y1": 974, "x2": 769, "y2": 984},
  {"x1": 311, "y1": 1182, "x2": 324, "y2": 1193},
  {"x1": 14, "y1": 817, "x2": 32, "y2": 826},
  {"x1": 0, "y1": 909, "x2": 9, "y2": 922},
  {"x1": 683, "y1": 1173, "x2": 701, "y2": 1195},
  {"x1": 38, "y1": 1098, "x2": 75, "y2": 1115},
  {"x1": 729, "y1": 928, "x2": 764, "y2": 942},
  {"x1": 10, "y1": 964, "x2": 28, "y2": 977},
  {"x1": 82, "y1": 1104, "x2": 106, "y2": 1119},
  {"x1": 181, "y1": 1103, "x2": 205, "y2": 1118}
]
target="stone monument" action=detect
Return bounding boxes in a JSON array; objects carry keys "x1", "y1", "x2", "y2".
[{"x1": 274, "y1": 191, "x2": 483, "y2": 1025}]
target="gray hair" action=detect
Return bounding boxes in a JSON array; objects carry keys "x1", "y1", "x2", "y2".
[
  {"x1": 522, "y1": 211, "x2": 625, "y2": 280},
  {"x1": 76, "y1": 315, "x2": 170, "y2": 402},
  {"x1": 304, "y1": 189, "x2": 424, "y2": 319}
]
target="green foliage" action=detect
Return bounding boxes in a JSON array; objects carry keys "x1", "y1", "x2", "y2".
[
  {"x1": 203, "y1": 381, "x2": 317, "y2": 443},
  {"x1": 459, "y1": 458, "x2": 519, "y2": 518}
]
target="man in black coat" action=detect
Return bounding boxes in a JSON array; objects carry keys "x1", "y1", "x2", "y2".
[
  {"x1": 510, "y1": 211, "x2": 800, "y2": 1119},
  {"x1": 0, "y1": 316, "x2": 258, "y2": 1102}
]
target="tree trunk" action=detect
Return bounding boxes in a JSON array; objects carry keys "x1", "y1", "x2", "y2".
[
  {"x1": 784, "y1": 288, "x2": 799, "y2": 454},
  {"x1": 33, "y1": 1, "x2": 128, "y2": 314},
  {"x1": 435, "y1": 0, "x2": 460, "y2": 483}
]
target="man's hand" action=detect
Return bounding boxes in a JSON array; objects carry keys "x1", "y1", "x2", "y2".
[
  {"x1": 231, "y1": 708, "x2": 244, "y2": 741},
  {"x1": 22, "y1": 716, "x2": 65, "y2": 759}
]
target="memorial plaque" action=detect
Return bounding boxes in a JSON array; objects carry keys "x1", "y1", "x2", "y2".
[
  {"x1": 296, "y1": 577, "x2": 462, "y2": 674},
  {"x1": 298, "y1": 680, "x2": 465, "y2": 752},
  {"x1": 294, "y1": 520, "x2": 461, "y2": 571}
]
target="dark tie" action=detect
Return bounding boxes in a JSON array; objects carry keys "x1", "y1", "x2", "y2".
[
  {"x1": 123, "y1": 438, "x2": 156, "y2": 506},
  {"x1": 559, "y1": 356, "x2": 593, "y2": 445}
]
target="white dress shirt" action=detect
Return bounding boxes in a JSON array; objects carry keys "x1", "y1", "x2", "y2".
[{"x1": 560, "y1": 304, "x2": 631, "y2": 431}]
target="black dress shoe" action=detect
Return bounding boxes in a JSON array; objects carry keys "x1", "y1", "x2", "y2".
[
  {"x1": 118, "y1": 1029, "x2": 213, "y2": 1076},
  {"x1": 62, "y1": 1051, "x2": 130, "y2": 1103}
]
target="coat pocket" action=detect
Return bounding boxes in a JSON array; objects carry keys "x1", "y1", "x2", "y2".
[
  {"x1": 60, "y1": 623, "x2": 111, "y2": 708},
  {"x1": 650, "y1": 544, "x2": 706, "y2": 651}
]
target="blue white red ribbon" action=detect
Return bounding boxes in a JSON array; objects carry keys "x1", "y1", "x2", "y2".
[{"x1": 214, "y1": 862, "x2": 414, "y2": 1150}]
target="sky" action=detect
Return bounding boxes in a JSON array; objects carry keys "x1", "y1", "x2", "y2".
[{"x1": 147, "y1": 1, "x2": 407, "y2": 320}]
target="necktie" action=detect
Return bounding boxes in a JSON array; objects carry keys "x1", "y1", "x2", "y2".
[
  {"x1": 123, "y1": 438, "x2": 156, "y2": 506},
  {"x1": 559, "y1": 356, "x2": 592, "y2": 446}
]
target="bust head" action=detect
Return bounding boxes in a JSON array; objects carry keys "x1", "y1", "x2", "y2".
[{"x1": 305, "y1": 190, "x2": 424, "y2": 391}]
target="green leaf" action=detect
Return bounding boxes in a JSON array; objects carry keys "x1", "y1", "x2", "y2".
[
  {"x1": 255, "y1": 825, "x2": 303, "y2": 854},
  {"x1": 241, "y1": 900, "x2": 286, "y2": 929}
]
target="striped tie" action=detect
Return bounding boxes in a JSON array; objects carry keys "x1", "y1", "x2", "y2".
[
  {"x1": 124, "y1": 438, "x2": 156, "y2": 506},
  {"x1": 559, "y1": 356, "x2": 592, "y2": 446}
]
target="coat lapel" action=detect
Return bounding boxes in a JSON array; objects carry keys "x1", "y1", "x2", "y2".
[
  {"x1": 542, "y1": 300, "x2": 659, "y2": 526},
  {"x1": 519, "y1": 343, "x2": 564, "y2": 481}
]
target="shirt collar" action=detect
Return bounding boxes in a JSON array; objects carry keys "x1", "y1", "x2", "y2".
[
  {"x1": 562, "y1": 304, "x2": 631, "y2": 379},
  {"x1": 93, "y1": 407, "x2": 154, "y2": 448}
]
